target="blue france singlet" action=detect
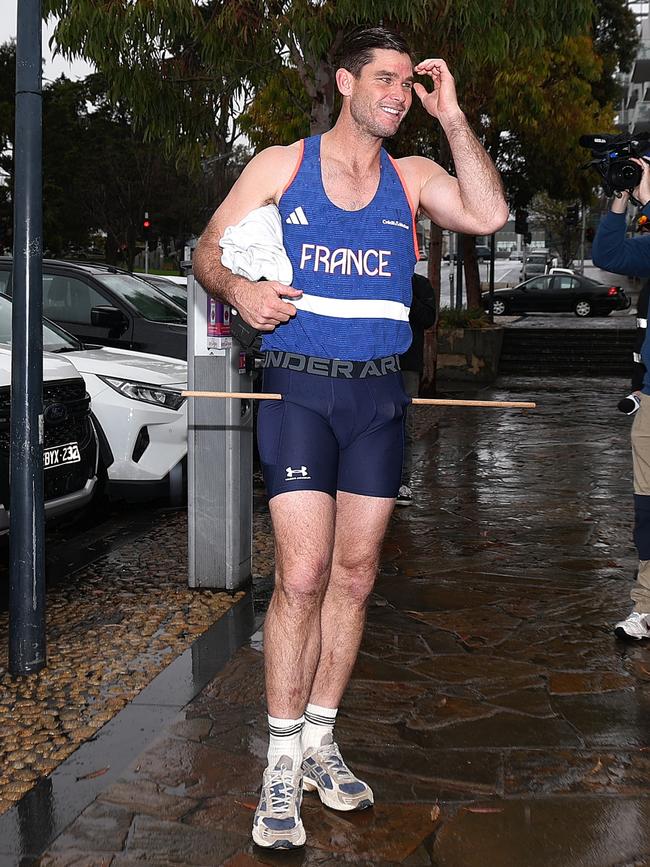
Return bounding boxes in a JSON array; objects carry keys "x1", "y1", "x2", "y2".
[{"x1": 261, "y1": 135, "x2": 418, "y2": 361}]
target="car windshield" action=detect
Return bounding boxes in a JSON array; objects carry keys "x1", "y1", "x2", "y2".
[
  {"x1": 144, "y1": 277, "x2": 188, "y2": 311},
  {"x1": 0, "y1": 293, "x2": 82, "y2": 352},
  {"x1": 528, "y1": 255, "x2": 547, "y2": 264},
  {"x1": 94, "y1": 273, "x2": 186, "y2": 323}
]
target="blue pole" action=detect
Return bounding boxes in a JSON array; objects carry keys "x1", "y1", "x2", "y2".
[{"x1": 9, "y1": 0, "x2": 45, "y2": 675}]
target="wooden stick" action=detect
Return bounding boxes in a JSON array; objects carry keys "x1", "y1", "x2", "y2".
[
  {"x1": 182, "y1": 390, "x2": 536, "y2": 409},
  {"x1": 412, "y1": 398, "x2": 536, "y2": 408}
]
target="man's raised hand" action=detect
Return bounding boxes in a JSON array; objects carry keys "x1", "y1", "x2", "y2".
[{"x1": 413, "y1": 59, "x2": 462, "y2": 124}]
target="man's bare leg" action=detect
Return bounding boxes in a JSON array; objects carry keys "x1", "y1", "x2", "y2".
[
  {"x1": 265, "y1": 490, "x2": 337, "y2": 719},
  {"x1": 309, "y1": 491, "x2": 395, "y2": 707},
  {"x1": 252, "y1": 489, "x2": 337, "y2": 850},
  {"x1": 300, "y1": 491, "x2": 394, "y2": 812}
]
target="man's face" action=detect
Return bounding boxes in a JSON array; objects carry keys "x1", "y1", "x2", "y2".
[{"x1": 346, "y1": 49, "x2": 414, "y2": 138}]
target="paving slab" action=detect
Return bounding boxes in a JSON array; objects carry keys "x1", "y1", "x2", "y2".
[{"x1": 10, "y1": 374, "x2": 649, "y2": 864}]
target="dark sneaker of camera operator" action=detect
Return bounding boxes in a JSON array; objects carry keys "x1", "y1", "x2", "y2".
[{"x1": 592, "y1": 154, "x2": 650, "y2": 641}]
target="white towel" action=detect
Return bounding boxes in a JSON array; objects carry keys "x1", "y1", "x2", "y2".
[{"x1": 219, "y1": 205, "x2": 293, "y2": 285}]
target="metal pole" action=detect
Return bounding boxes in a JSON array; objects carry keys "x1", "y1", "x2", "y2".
[
  {"x1": 579, "y1": 206, "x2": 587, "y2": 275},
  {"x1": 488, "y1": 232, "x2": 495, "y2": 323},
  {"x1": 9, "y1": 0, "x2": 45, "y2": 675},
  {"x1": 144, "y1": 211, "x2": 149, "y2": 274}
]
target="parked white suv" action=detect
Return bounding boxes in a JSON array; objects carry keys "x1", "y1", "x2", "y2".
[
  {"x1": 0, "y1": 348, "x2": 99, "y2": 532},
  {"x1": 0, "y1": 294, "x2": 188, "y2": 502}
]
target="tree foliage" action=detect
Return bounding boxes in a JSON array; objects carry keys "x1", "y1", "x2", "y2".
[
  {"x1": 40, "y1": 0, "x2": 638, "y2": 305},
  {"x1": 530, "y1": 191, "x2": 583, "y2": 266},
  {"x1": 44, "y1": 0, "x2": 595, "y2": 156},
  {"x1": 0, "y1": 42, "x2": 221, "y2": 266}
]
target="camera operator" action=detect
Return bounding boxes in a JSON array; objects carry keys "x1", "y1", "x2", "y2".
[{"x1": 592, "y1": 161, "x2": 650, "y2": 640}]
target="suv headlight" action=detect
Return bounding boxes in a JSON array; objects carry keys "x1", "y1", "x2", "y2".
[{"x1": 98, "y1": 376, "x2": 186, "y2": 410}]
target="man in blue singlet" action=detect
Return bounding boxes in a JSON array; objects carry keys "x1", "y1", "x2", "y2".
[{"x1": 194, "y1": 26, "x2": 508, "y2": 850}]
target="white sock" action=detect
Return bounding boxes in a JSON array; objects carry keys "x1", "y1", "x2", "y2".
[
  {"x1": 301, "y1": 703, "x2": 338, "y2": 753},
  {"x1": 267, "y1": 714, "x2": 304, "y2": 769}
]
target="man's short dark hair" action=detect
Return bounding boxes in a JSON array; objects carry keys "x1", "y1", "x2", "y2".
[{"x1": 338, "y1": 26, "x2": 411, "y2": 78}]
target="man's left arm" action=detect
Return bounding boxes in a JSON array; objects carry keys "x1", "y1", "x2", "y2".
[{"x1": 410, "y1": 59, "x2": 509, "y2": 236}]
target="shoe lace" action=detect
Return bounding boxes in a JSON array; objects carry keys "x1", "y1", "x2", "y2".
[
  {"x1": 267, "y1": 767, "x2": 297, "y2": 814},
  {"x1": 318, "y1": 741, "x2": 354, "y2": 780}
]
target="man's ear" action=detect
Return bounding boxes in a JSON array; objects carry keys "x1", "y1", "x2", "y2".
[{"x1": 336, "y1": 67, "x2": 354, "y2": 97}]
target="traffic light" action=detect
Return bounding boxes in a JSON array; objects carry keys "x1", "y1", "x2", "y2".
[
  {"x1": 585, "y1": 226, "x2": 595, "y2": 242},
  {"x1": 565, "y1": 205, "x2": 580, "y2": 226},
  {"x1": 142, "y1": 212, "x2": 151, "y2": 241},
  {"x1": 515, "y1": 209, "x2": 528, "y2": 235}
]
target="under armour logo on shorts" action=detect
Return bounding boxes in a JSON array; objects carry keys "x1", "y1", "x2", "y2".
[{"x1": 286, "y1": 466, "x2": 311, "y2": 480}]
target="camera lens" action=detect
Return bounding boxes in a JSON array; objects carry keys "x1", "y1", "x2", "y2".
[{"x1": 610, "y1": 160, "x2": 643, "y2": 191}]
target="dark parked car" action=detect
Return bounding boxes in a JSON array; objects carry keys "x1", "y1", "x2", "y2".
[
  {"x1": 474, "y1": 245, "x2": 491, "y2": 262},
  {"x1": 0, "y1": 259, "x2": 187, "y2": 359},
  {"x1": 482, "y1": 272, "x2": 630, "y2": 317},
  {"x1": 135, "y1": 273, "x2": 188, "y2": 311}
]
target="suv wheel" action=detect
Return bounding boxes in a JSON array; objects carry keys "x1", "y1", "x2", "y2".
[
  {"x1": 492, "y1": 299, "x2": 507, "y2": 316},
  {"x1": 574, "y1": 299, "x2": 592, "y2": 317}
]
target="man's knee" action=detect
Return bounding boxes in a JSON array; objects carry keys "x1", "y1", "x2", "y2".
[
  {"x1": 275, "y1": 561, "x2": 330, "y2": 606},
  {"x1": 332, "y1": 558, "x2": 378, "y2": 606}
]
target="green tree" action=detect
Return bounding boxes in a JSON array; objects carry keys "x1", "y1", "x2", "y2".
[
  {"x1": 44, "y1": 1, "x2": 594, "y2": 151},
  {"x1": 42, "y1": 1, "x2": 634, "y2": 339},
  {"x1": 0, "y1": 40, "x2": 16, "y2": 252},
  {"x1": 0, "y1": 48, "x2": 213, "y2": 267}
]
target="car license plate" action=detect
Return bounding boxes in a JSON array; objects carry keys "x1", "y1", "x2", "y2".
[{"x1": 44, "y1": 442, "x2": 81, "y2": 470}]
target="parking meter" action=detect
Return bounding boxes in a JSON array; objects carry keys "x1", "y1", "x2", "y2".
[{"x1": 187, "y1": 275, "x2": 253, "y2": 591}]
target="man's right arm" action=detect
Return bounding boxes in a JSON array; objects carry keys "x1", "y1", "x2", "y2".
[
  {"x1": 592, "y1": 203, "x2": 650, "y2": 277},
  {"x1": 593, "y1": 162, "x2": 650, "y2": 276},
  {"x1": 193, "y1": 145, "x2": 303, "y2": 331}
]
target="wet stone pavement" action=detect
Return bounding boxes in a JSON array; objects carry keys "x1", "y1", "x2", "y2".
[{"x1": 37, "y1": 375, "x2": 650, "y2": 865}]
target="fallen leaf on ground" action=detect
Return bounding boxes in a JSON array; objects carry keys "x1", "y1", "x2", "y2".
[{"x1": 76, "y1": 766, "x2": 110, "y2": 781}]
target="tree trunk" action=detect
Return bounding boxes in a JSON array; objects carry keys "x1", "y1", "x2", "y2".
[
  {"x1": 421, "y1": 221, "x2": 442, "y2": 397},
  {"x1": 463, "y1": 234, "x2": 481, "y2": 309},
  {"x1": 420, "y1": 132, "x2": 452, "y2": 396},
  {"x1": 105, "y1": 231, "x2": 118, "y2": 265},
  {"x1": 309, "y1": 61, "x2": 336, "y2": 134}
]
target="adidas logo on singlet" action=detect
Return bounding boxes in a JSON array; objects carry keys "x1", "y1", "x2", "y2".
[{"x1": 286, "y1": 206, "x2": 309, "y2": 225}]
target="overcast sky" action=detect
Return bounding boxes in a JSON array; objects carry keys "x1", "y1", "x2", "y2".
[{"x1": 0, "y1": 3, "x2": 95, "y2": 82}]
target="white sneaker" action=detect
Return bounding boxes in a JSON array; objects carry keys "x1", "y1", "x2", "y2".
[
  {"x1": 614, "y1": 611, "x2": 650, "y2": 640},
  {"x1": 252, "y1": 756, "x2": 305, "y2": 849},
  {"x1": 302, "y1": 736, "x2": 373, "y2": 811}
]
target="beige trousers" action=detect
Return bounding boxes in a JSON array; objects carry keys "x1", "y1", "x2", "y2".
[{"x1": 630, "y1": 393, "x2": 650, "y2": 612}]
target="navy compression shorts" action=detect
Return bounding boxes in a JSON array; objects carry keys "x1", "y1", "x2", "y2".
[{"x1": 257, "y1": 355, "x2": 410, "y2": 500}]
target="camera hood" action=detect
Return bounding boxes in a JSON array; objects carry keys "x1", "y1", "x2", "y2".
[{"x1": 580, "y1": 132, "x2": 650, "y2": 154}]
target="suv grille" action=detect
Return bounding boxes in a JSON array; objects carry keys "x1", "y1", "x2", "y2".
[{"x1": 0, "y1": 378, "x2": 95, "y2": 502}]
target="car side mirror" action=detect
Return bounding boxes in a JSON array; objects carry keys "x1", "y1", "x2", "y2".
[{"x1": 91, "y1": 305, "x2": 128, "y2": 332}]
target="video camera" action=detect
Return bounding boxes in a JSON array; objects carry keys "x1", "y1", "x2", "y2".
[{"x1": 580, "y1": 133, "x2": 650, "y2": 196}]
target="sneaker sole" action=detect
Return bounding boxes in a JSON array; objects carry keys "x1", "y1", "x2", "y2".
[
  {"x1": 252, "y1": 823, "x2": 306, "y2": 849},
  {"x1": 303, "y1": 776, "x2": 374, "y2": 811},
  {"x1": 614, "y1": 625, "x2": 648, "y2": 640}
]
